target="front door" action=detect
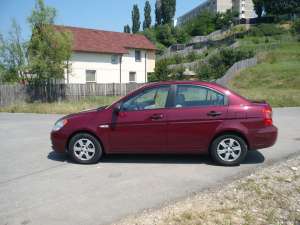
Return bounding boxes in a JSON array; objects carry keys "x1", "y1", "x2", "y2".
[
  {"x1": 166, "y1": 84, "x2": 228, "y2": 153},
  {"x1": 109, "y1": 85, "x2": 170, "y2": 153}
]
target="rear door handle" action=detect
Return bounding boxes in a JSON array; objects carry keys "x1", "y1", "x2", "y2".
[
  {"x1": 150, "y1": 114, "x2": 164, "y2": 120},
  {"x1": 207, "y1": 111, "x2": 222, "y2": 117}
]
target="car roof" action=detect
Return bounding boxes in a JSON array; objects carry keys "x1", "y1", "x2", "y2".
[{"x1": 144, "y1": 81, "x2": 227, "y2": 91}]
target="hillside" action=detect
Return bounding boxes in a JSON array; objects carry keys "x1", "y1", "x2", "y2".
[{"x1": 229, "y1": 40, "x2": 300, "y2": 107}]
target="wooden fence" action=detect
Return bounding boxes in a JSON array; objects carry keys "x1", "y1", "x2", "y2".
[{"x1": 0, "y1": 83, "x2": 145, "y2": 107}]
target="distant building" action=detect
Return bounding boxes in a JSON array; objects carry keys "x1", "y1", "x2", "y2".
[
  {"x1": 177, "y1": 0, "x2": 257, "y2": 26},
  {"x1": 55, "y1": 25, "x2": 156, "y2": 84}
]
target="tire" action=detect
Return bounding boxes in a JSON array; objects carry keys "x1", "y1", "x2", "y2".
[
  {"x1": 210, "y1": 134, "x2": 248, "y2": 166},
  {"x1": 68, "y1": 133, "x2": 103, "y2": 164}
]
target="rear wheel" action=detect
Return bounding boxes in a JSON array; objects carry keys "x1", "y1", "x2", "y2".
[
  {"x1": 210, "y1": 134, "x2": 248, "y2": 166},
  {"x1": 68, "y1": 133, "x2": 103, "y2": 164}
]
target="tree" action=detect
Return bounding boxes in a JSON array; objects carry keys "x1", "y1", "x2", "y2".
[
  {"x1": 156, "y1": 24, "x2": 176, "y2": 46},
  {"x1": 0, "y1": 20, "x2": 28, "y2": 83},
  {"x1": 184, "y1": 10, "x2": 216, "y2": 36},
  {"x1": 155, "y1": 0, "x2": 162, "y2": 26},
  {"x1": 214, "y1": 10, "x2": 238, "y2": 29},
  {"x1": 143, "y1": 1, "x2": 152, "y2": 30},
  {"x1": 131, "y1": 4, "x2": 141, "y2": 33},
  {"x1": 170, "y1": 0, "x2": 176, "y2": 23},
  {"x1": 161, "y1": 0, "x2": 176, "y2": 25},
  {"x1": 27, "y1": 0, "x2": 72, "y2": 84},
  {"x1": 253, "y1": 0, "x2": 264, "y2": 18},
  {"x1": 264, "y1": 0, "x2": 300, "y2": 17},
  {"x1": 123, "y1": 24, "x2": 131, "y2": 33}
]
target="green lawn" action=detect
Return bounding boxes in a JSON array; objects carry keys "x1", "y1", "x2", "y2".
[
  {"x1": 0, "y1": 96, "x2": 120, "y2": 114},
  {"x1": 229, "y1": 40, "x2": 300, "y2": 107}
]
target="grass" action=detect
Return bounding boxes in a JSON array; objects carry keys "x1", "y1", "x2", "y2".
[
  {"x1": 229, "y1": 39, "x2": 300, "y2": 107},
  {"x1": 0, "y1": 96, "x2": 120, "y2": 114}
]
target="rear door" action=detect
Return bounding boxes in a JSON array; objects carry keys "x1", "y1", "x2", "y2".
[{"x1": 166, "y1": 84, "x2": 228, "y2": 153}]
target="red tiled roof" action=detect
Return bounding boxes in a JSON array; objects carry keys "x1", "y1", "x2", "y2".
[{"x1": 54, "y1": 25, "x2": 156, "y2": 54}]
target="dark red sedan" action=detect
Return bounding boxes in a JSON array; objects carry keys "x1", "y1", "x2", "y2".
[{"x1": 51, "y1": 81, "x2": 277, "y2": 166}]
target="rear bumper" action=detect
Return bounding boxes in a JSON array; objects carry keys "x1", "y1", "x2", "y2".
[
  {"x1": 51, "y1": 131, "x2": 68, "y2": 153},
  {"x1": 249, "y1": 125, "x2": 278, "y2": 150}
]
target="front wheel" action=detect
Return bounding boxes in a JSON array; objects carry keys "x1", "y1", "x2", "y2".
[
  {"x1": 68, "y1": 133, "x2": 103, "y2": 164},
  {"x1": 210, "y1": 135, "x2": 248, "y2": 166}
]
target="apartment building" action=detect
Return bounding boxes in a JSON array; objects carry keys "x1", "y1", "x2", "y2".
[{"x1": 177, "y1": 0, "x2": 257, "y2": 25}]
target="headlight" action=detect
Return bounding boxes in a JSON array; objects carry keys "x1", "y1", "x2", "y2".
[{"x1": 52, "y1": 119, "x2": 68, "y2": 131}]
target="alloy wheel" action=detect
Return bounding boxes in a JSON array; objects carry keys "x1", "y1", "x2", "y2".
[
  {"x1": 73, "y1": 138, "x2": 96, "y2": 161},
  {"x1": 217, "y1": 138, "x2": 242, "y2": 162}
]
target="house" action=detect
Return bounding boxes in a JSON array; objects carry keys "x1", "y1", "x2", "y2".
[
  {"x1": 177, "y1": 0, "x2": 257, "y2": 26},
  {"x1": 54, "y1": 25, "x2": 156, "y2": 84}
]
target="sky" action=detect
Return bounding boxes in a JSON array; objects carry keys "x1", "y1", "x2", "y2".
[{"x1": 0, "y1": 0, "x2": 203, "y2": 40}]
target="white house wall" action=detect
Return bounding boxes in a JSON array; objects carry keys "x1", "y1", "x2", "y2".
[{"x1": 66, "y1": 49, "x2": 155, "y2": 84}]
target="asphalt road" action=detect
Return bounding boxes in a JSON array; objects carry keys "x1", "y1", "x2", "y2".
[{"x1": 1, "y1": 108, "x2": 300, "y2": 225}]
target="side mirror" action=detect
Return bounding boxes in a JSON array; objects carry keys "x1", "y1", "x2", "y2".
[{"x1": 113, "y1": 103, "x2": 122, "y2": 115}]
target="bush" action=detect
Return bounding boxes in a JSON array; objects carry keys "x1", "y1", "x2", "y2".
[
  {"x1": 249, "y1": 26, "x2": 264, "y2": 36},
  {"x1": 249, "y1": 24, "x2": 285, "y2": 37},
  {"x1": 151, "y1": 59, "x2": 170, "y2": 82},
  {"x1": 172, "y1": 27, "x2": 190, "y2": 44},
  {"x1": 252, "y1": 37, "x2": 261, "y2": 44},
  {"x1": 292, "y1": 19, "x2": 300, "y2": 35},
  {"x1": 196, "y1": 63, "x2": 218, "y2": 80},
  {"x1": 170, "y1": 66, "x2": 186, "y2": 80},
  {"x1": 186, "y1": 52, "x2": 197, "y2": 62},
  {"x1": 196, "y1": 48, "x2": 255, "y2": 80}
]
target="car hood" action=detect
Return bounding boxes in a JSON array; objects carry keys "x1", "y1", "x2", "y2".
[{"x1": 60, "y1": 105, "x2": 108, "y2": 120}]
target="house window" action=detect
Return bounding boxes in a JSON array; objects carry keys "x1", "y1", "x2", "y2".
[
  {"x1": 86, "y1": 70, "x2": 96, "y2": 83},
  {"x1": 135, "y1": 50, "x2": 141, "y2": 62},
  {"x1": 129, "y1": 72, "x2": 136, "y2": 83},
  {"x1": 111, "y1": 55, "x2": 119, "y2": 64}
]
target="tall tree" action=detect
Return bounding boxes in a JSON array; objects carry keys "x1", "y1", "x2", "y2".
[
  {"x1": 161, "y1": 0, "x2": 176, "y2": 25},
  {"x1": 170, "y1": 0, "x2": 176, "y2": 22},
  {"x1": 264, "y1": 0, "x2": 300, "y2": 17},
  {"x1": 123, "y1": 24, "x2": 131, "y2": 33},
  {"x1": 0, "y1": 20, "x2": 28, "y2": 83},
  {"x1": 143, "y1": 1, "x2": 152, "y2": 30},
  {"x1": 131, "y1": 4, "x2": 141, "y2": 33},
  {"x1": 27, "y1": 0, "x2": 71, "y2": 84},
  {"x1": 155, "y1": 0, "x2": 162, "y2": 26},
  {"x1": 253, "y1": 0, "x2": 264, "y2": 18}
]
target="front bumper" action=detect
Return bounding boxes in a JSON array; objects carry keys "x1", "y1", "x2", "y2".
[{"x1": 51, "y1": 131, "x2": 68, "y2": 153}]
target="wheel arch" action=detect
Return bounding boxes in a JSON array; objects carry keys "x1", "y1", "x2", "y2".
[
  {"x1": 208, "y1": 129, "x2": 250, "y2": 153},
  {"x1": 66, "y1": 130, "x2": 105, "y2": 153}
]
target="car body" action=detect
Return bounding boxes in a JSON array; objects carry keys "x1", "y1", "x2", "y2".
[{"x1": 51, "y1": 81, "x2": 278, "y2": 166}]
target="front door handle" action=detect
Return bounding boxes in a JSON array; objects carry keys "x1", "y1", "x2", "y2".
[
  {"x1": 207, "y1": 111, "x2": 222, "y2": 117},
  {"x1": 150, "y1": 114, "x2": 164, "y2": 120}
]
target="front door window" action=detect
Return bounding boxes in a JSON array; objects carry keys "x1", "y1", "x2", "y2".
[{"x1": 122, "y1": 86, "x2": 169, "y2": 111}]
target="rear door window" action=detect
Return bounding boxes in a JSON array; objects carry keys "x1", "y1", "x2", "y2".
[{"x1": 175, "y1": 85, "x2": 225, "y2": 108}]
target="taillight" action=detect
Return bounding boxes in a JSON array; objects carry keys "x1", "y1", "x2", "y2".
[{"x1": 263, "y1": 108, "x2": 273, "y2": 126}]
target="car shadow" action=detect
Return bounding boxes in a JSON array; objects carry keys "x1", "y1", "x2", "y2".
[{"x1": 48, "y1": 150, "x2": 265, "y2": 165}]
